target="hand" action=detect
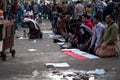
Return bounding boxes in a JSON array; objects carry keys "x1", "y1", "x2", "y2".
[
  {"x1": 61, "y1": 32, "x2": 65, "y2": 35},
  {"x1": 88, "y1": 46, "x2": 91, "y2": 51},
  {"x1": 101, "y1": 43, "x2": 107, "y2": 49},
  {"x1": 94, "y1": 47, "x2": 97, "y2": 51},
  {"x1": 85, "y1": 44, "x2": 89, "y2": 48},
  {"x1": 78, "y1": 44, "x2": 82, "y2": 49},
  {"x1": 80, "y1": 44, "x2": 83, "y2": 49},
  {"x1": 74, "y1": 38, "x2": 78, "y2": 43},
  {"x1": 94, "y1": 45, "x2": 100, "y2": 51},
  {"x1": 88, "y1": 46, "x2": 93, "y2": 51}
]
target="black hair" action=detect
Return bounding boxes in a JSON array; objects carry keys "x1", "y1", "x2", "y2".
[
  {"x1": 77, "y1": 1, "x2": 81, "y2": 3},
  {"x1": 93, "y1": 15, "x2": 101, "y2": 21},
  {"x1": 109, "y1": 14, "x2": 115, "y2": 20},
  {"x1": 82, "y1": 14, "x2": 89, "y2": 19},
  {"x1": 62, "y1": 1, "x2": 65, "y2": 4},
  {"x1": 70, "y1": 23, "x2": 78, "y2": 28},
  {"x1": 59, "y1": 15, "x2": 65, "y2": 19}
]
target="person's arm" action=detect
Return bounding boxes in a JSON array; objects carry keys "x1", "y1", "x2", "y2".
[
  {"x1": 95, "y1": 26, "x2": 104, "y2": 48},
  {"x1": 85, "y1": 36, "x2": 92, "y2": 48},
  {"x1": 90, "y1": 30, "x2": 96, "y2": 47}
]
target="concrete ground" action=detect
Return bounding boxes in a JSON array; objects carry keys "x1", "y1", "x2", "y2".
[{"x1": 0, "y1": 19, "x2": 120, "y2": 80}]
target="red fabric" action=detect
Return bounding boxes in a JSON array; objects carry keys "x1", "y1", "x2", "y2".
[
  {"x1": 84, "y1": 19, "x2": 93, "y2": 30},
  {"x1": 61, "y1": 50, "x2": 88, "y2": 60}
]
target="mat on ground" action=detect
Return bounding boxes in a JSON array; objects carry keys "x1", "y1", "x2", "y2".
[{"x1": 61, "y1": 49, "x2": 99, "y2": 60}]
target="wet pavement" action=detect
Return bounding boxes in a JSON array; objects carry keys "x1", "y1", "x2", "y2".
[{"x1": 0, "y1": 19, "x2": 120, "y2": 80}]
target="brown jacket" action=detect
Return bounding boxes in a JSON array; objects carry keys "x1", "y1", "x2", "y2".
[{"x1": 59, "y1": 18, "x2": 66, "y2": 33}]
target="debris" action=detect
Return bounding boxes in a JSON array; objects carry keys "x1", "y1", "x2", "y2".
[
  {"x1": 94, "y1": 69, "x2": 106, "y2": 75},
  {"x1": 61, "y1": 45, "x2": 69, "y2": 49},
  {"x1": 42, "y1": 31, "x2": 53, "y2": 34},
  {"x1": 41, "y1": 69, "x2": 114, "y2": 80},
  {"x1": 18, "y1": 36, "x2": 29, "y2": 39},
  {"x1": 79, "y1": 70, "x2": 87, "y2": 74},
  {"x1": 86, "y1": 70, "x2": 96, "y2": 74},
  {"x1": 58, "y1": 38, "x2": 66, "y2": 42},
  {"x1": 33, "y1": 40, "x2": 37, "y2": 43},
  {"x1": 57, "y1": 42, "x2": 65, "y2": 46},
  {"x1": 53, "y1": 35, "x2": 65, "y2": 43},
  {"x1": 52, "y1": 71, "x2": 62, "y2": 76},
  {"x1": 86, "y1": 69, "x2": 106, "y2": 75},
  {"x1": 46, "y1": 65, "x2": 54, "y2": 68},
  {"x1": 48, "y1": 34, "x2": 54, "y2": 38},
  {"x1": 32, "y1": 70, "x2": 40, "y2": 77},
  {"x1": 53, "y1": 35, "x2": 62, "y2": 39},
  {"x1": 111, "y1": 67, "x2": 116, "y2": 71},
  {"x1": 46, "y1": 44, "x2": 50, "y2": 47},
  {"x1": 60, "y1": 75, "x2": 68, "y2": 80},
  {"x1": 45, "y1": 62, "x2": 70, "y2": 68},
  {"x1": 28, "y1": 49, "x2": 37, "y2": 52},
  {"x1": 52, "y1": 71, "x2": 60, "y2": 74},
  {"x1": 54, "y1": 39, "x2": 62, "y2": 43},
  {"x1": 89, "y1": 75, "x2": 95, "y2": 80}
]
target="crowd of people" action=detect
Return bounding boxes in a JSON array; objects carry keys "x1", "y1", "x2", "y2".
[
  {"x1": 6, "y1": 0, "x2": 120, "y2": 27},
  {"x1": 5, "y1": 0, "x2": 120, "y2": 57},
  {"x1": 48, "y1": 0, "x2": 119, "y2": 58}
]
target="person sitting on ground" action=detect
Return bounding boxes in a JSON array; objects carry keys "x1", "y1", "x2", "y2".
[
  {"x1": 68, "y1": 23, "x2": 80, "y2": 48},
  {"x1": 81, "y1": 14, "x2": 93, "y2": 30},
  {"x1": 23, "y1": 18, "x2": 42, "y2": 39},
  {"x1": 96, "y1": 14, "x2": 119, "y2": 57},
  {"x1": 59, "y1": 15, "x2": 68, "y2": 41},
  {"x1": 88, "y1": 15, "x2": 105, "y2": 55},
  {"x1": 64, "y1": 14, "x2": 71, "y2": 34},
  {"x1": 77, "y1": 14, "x2": 93, "y2": 51},
  {"x1": 52, "y1": 12, "x2": 60, "y2": 34}
]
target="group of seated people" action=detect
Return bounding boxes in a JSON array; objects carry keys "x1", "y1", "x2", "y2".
[{"x1": 52, "y1": 13, "x2": 119, "y2": 58}]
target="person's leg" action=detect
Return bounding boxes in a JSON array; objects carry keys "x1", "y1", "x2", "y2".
[
  {"x1": 15, "y1": 14, "x2": 19, "y2": 30},
  {"x1": 88, "y1": 48, "x2": 97, "y2": 55}
]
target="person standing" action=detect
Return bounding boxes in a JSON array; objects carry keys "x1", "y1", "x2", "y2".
[
  {"x1": 33, "y1": 2, "x2": 39, "y2": 18},
  {"x1": 74, "y1": 1, "x2": 84, "y2": 18},
  {"x1": 95, "y1": 0, "x2": 105, "y2": 21},
  {"x1": 88, "y1": 15, "x2": 105, "y2": 54},
  {"x1": 10, "y1": 0, "x2": 19, "y2": 30},
  {"x1": 96, "y1": 14, "x2": 119, "y2": 57},
  {"x1": 117, "y1": 3, "x2": 120, "y2": 39}
]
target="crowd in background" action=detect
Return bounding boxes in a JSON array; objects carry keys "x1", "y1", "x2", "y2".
[
  {"x1": 7, "y1": 0, "x2": 120, "y2": 57},
  {"x1": 6, "y1": 0, "x2": 120, "y2": 23}
]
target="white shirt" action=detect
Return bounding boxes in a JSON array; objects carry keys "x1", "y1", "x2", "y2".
[{"x1": 91, "y1": 22, "x2": 105, "y2": 48}]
